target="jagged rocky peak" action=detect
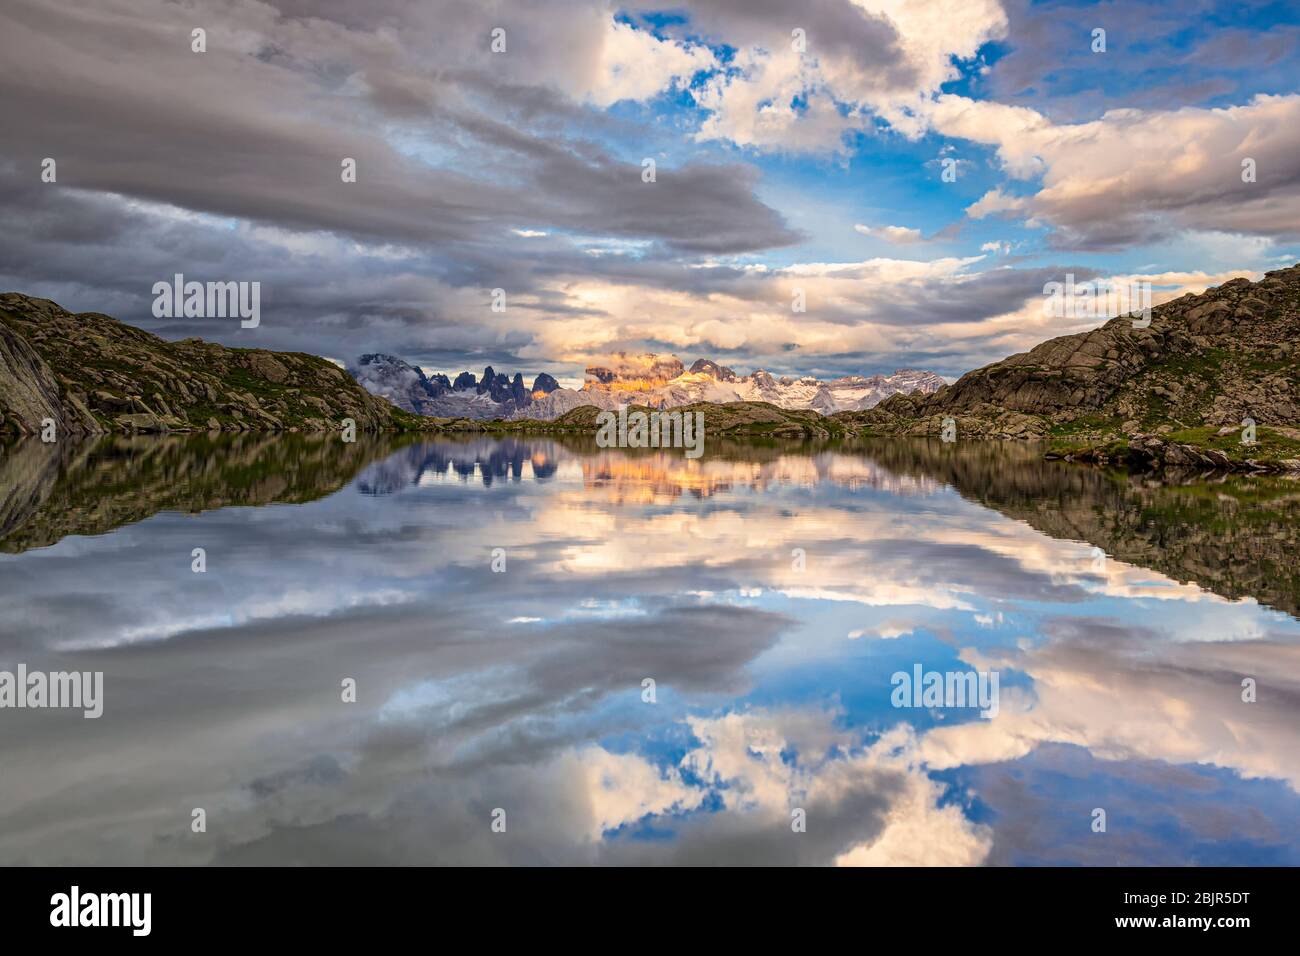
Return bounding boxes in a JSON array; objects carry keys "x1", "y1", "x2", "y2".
[
  {"x1": 586, "y1": 352, "x2": 685, "y2": 388},
  {"x1": 347, "y1": 343, "x2": 946, "y2": 422},
  {"x1": 478, "y1": 365, "x2": 502, "y2": 398},
  {"x1": 353, "y1": 352, "x2": 408, "y2": 376},
  {"x1": 351, "y1": 352, "x2": 451, "y2": 414},
  {"x1": 821, "y1": 369, "x2": 949, "y2": 411},
  {"x1": 688, "y1": 358, "x2": 737, "y2": 382},
  {"x1": 349, "y1": 351, "x2": 567, "y2": 420},
  {"x1": 474, "y1": 366, "x2": 528, "y2": 406},
  {"x1": 515, "y1": 350, "x2": 947, "y2": 421},
  {"x1": 354, "y1": 353, "x2": 447, "y2": 392}
]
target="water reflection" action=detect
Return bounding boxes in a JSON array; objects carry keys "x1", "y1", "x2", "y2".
[{"x1": 0, "y1": 435, "x2": 1296, "y2": 864}]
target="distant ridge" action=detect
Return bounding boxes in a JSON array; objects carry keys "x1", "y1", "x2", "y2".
[
  {"x1": 9, "y1": 264, "x2": 1297, "y2": 473},
  {"x1": 349, "y1": 349, "x2": 947, "y2": 422},
  {"x1": 349, "y1": 352, "x2": 558, "y2": 419}
]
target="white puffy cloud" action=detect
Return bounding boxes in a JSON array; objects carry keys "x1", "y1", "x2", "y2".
[
  {"x1": 567, "y1": 747, "x2": 705, "y2": 838},
  {"x1": 693, "y1": 46, "x2": 859, "y2": 151},
  {"x1": 507, "y1": 253, "x2": 1264, "y2": 379},
  {"x1": 588, "y1": 16, "x2": 717, "y2": 107},
  {"x1": 678, "y1": 710, "x2": 992, "y2": 865},
  {"x1": 952, "y1": 93, "x2": 1300, "y2": 246},
  {"x1": 683, "y1": 0, "x2": 1010, "y2": 152},
  {"x1": 856, "y1": 223, "x2": 925, "y2": 243},
  {"x1": 915, "y1": 625, "x2": 1300, "y2": 792}
]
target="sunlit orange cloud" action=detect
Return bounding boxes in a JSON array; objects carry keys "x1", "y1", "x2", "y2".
[{"x1": 513, "y1": 256, "x2": 1267, "y2": 380}]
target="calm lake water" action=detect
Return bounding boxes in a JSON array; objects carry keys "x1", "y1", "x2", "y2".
[{"x1": 1, "y1": 434, "x2": 1297, "y2": 865}]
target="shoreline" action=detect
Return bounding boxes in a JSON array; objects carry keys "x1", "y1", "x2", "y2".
[{"x1": 11, "y1": 397, "x2": 1299, "y2": 476}]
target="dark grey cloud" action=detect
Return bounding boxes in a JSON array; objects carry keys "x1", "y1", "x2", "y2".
[
  {"x1": 0, "y1": 147, "x2": 1096, "y2": 380},
  {"x1": 985, "y1": 0, "x2": 1299, "y2": 121},
  {"x1": 0, "y1": 0, "x2": 800, "y2": 367},
  {"x1": 0, "y1": 571, "x2": 789, "y2": 863},
  {"x1": 649, "y1": 0, "x2": 918, "y2": 91},
  {"x1": 806, "y1": 265, "x2": 1101, "y2": 329}
]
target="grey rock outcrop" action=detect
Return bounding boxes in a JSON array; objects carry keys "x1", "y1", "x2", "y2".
[{"x1": 0, "y1": 314, "x2": 102, "y2": 436}]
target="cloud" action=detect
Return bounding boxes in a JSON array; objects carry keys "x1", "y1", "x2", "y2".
[
  {"x1": 676, "y1": 0, "x2": 1009, "y2": 152},
  {"x1": 590, "y1": 16, "x2": 717, "y2": 107},
  {"x1": 848, "y1": 622, "x2": 912, "y2": 640},
  {"x1": 0, "y1": 0, "x2": 799, "y2": 360},
  {"x1": 915, "y1": 618, "x2": 1300, "y2": 792},
  {"x1": 982, "y1": 0, "x2": 1300, "y2": 121},
  {"x1": 599, "y1": 709, "x2": 992, "y2": 865},
  {"x1": 570, "y1": 747, "x2": 705, "y2": 838},
  {"x1": 2, "y1": 0, "x2": 1296, "y2": 380},
  {"x1": 855, "y1": 223, "x2": 925, "y2": 244},
  {"x1": 950, "y1": 93, "x2": 1300, "y2": 248}
]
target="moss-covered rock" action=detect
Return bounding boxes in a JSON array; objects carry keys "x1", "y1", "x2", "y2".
[
  {"x1": 0, "y1": 293, "x2": 438, "y2": 437},
  {"x1": 845, "y1": 263, "x2": 1300, "y2": 471}
]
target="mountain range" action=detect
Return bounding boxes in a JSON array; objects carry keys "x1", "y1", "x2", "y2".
[
  {"x1": 350, "y1": 351, "x2": 945, "y2": 421},
  {"x1": 3, "y1": 264, "x2": 1299, "y2": 471},
  {"x1": 349, "y1": 353, "x2": 559, "y2": 419}
]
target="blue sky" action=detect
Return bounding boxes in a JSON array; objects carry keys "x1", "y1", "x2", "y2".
[{"x1": 605, "y1": 1, "x2": 1300, "y2": 274}]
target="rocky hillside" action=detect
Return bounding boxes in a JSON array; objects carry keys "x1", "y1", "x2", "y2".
[
  {"x1": 844, "y1": 264, "x2": 1300, "y2": 469},
  {"x1": 0, "y1": 293, "x2": 432, "y2": 436}
]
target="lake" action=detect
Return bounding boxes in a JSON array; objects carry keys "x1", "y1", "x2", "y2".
[{"x1": 1, "y1": 433, "x2": 1297, "y2": 865}]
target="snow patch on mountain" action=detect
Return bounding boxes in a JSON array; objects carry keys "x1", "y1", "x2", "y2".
[
  {"x1": 350, "y1": 354, "x2": 558, "y2": 419},
  {"x1": 350, "y1": 350, "x2": 945, "y2": 421},
  {"x1": 515, "y1": 354, "x2": 946, "y2": 420}
]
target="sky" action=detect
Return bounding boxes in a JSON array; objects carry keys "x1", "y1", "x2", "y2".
[{"x1": 1, "y1": 0, "x2": 1298, "y2": 382}]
